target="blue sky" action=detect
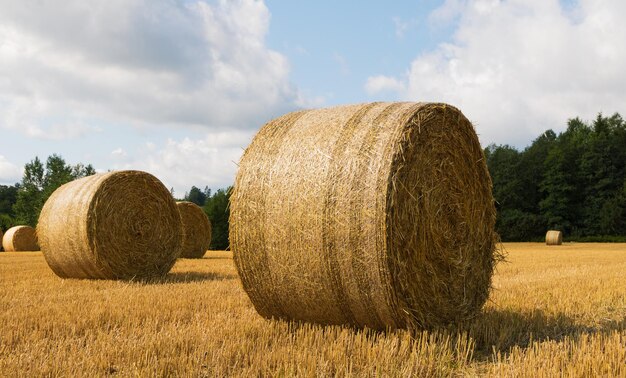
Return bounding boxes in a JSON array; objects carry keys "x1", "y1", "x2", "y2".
[
  {"x1": 0, "y1": 0, "x2": 624, "y2": 195},
  {"x1": 265, "y1": 0, "x2": 453, "y2": 104}
]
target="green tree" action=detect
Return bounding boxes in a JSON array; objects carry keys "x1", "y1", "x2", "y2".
[
  {"x1": 204, "y1": 187, "x2": 231, "y2": 250},
  {"x1": 517, "y1": 130, "x2": 556, "y2": 214},
  {"x1": 185, "y1": 186, "x2": 207, "y2": 206},
  {"x1": 485, "y1": 144, "x2": 544, "y2": 240},
  {"x1": 578, "y1": 113, "x2": 626, "y2": 235},
  {"x1": 485, "y1": 144, "x2": 523, "y2": 210},
  {"x1": 539, "y1": 146, "x2": 574, "y2": 232},
  {"x1": 13, "y1": 155, "x2": 95, "y2": 227},
  {"x1": 42, "y1": 154, "x2": 74, "y2": 199},
  {"x1": 13, "y1": 157, "x2": 45, "y2": 226},
  {"x1": 0, "y1": 184, "x2": 19, "y2": 230},
  {"x1": 486, "y1": 112, "x2": 626, "y2": 241},
  {"x1": 72, "y1": 163, "x2": 96, "y2": 179}
]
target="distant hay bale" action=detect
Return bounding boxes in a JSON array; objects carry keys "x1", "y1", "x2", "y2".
[
  {"x1": 546, "y1": 230, "x2": 563, "y2": 245},
  {"x1": 176, "y1": 201, "x2": 212, "y2": 258},
  {"x1": 230, "y1": 102, "x2": 498, "y2": 330},
  {"x1": 37, "y1": 170, "x2": 182, "y2": 279},
  {"x1": 2, "y1": 225, "x2": 39, "y2": 252}
]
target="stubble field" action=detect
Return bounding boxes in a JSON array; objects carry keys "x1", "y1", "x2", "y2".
[{"x1": 1, "y1": 243, "x2": 625, "y2": 377}]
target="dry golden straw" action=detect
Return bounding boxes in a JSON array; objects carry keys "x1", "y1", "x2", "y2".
[
  {"x1": 37, "y1": 170, "x2": 182, "y2": 279},
  {"x1": 177, "y1": 201, "x2": 212, "y2": 258},
  {"x1": 545, "y1": 230, "x2": 563, "y2": 245},
  {"x1": 230, "y1": 102, "x2": 499, "y2": 330},
  {"x1": 2, "y1": 225, "x2": 39, "y2": 252}
]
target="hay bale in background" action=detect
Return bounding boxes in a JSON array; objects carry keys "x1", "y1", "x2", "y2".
[
  {"x1": 37, "y1": 170, "x2": 182, "y2": 279},
  {"x1": 546, "y1": 230, "x2": 563, "y2": 245},
  {"x1": 177, "y1": 201, "x2": 212, "y2": 258},
  {"x1": 0, "y1": 228, "x2": 3, "y2": 251},
  {"x1": 230, "y1": 102, "x2": 498, "y2": 330},
  {"x1": 2, "y1": 225, "x2": 39, "y2": 251}
]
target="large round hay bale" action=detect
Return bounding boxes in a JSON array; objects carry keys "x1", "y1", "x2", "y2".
[
  {"x1": 176, "y1": 201, "x2": 212, "y2": 258},
  {"x1": 230, "y1": 102, "x2": 498, "y2": 330},
  {"x1": 545, "y1": 230, "x2": 563, "y2": 245},
  {"x1": 2, "y1": 225, "x2": 39, "y2": 251},
  {"x1": 37, "y1": 170, "x2": 182, "y2": 279}
]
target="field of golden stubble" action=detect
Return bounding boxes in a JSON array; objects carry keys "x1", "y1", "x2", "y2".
[{"x1": 1, "y1": 243, "x2": 625, "y2": 377}]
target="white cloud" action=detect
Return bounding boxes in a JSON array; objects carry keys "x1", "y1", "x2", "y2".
[
  {"x1": 393, "y1": 16, "x2": 418, "y2": 38},
  {"x1": 0, "y1": 155, "x2": 22, "y2": 184},
  {"x1": 393, "y1": 17, "x2": 410, "y2": 38},
  {"x1": 111, "y1": 130, "x2": 254, "y2": 194},
  {"x1": 365, "y1": 76, "x2": 406, "y2": 95},
  {"x1": 428, "y1": 0, "x2": 466, "y2": 27},
  {"x1": 110, "y1": 148, "x2": 127, "y2": 158},
  {"x1": 367, "y1": 0, "x2": 626, "y2": 146},
  {"x1": 0, "y1": 0, "x2": 299, "y2": 137}
]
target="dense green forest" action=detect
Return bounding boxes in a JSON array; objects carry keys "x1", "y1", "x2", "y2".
[
  {"x1": 1, "y1": 112, "x2": 625, "y2": 245},
  {"x1": 486, "y1": 113, "x2": 626, "y2": 241}
]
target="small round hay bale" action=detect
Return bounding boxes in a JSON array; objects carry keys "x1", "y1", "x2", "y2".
[
  {"x1": 230, "y1": 102, "x2": 498, "y2": 330},
  {"x1": 545, "y1": 230, "x2": 563, "y2": 245},
  {"x1": 2, "y1": 225, "x2": 39, "y2": 251},
  {"x1": 176, "y1": 201, "x2": 212, "y2": 258},
  {"x1": 37, "y1": 170, "x2": 182, "y2": 279}
]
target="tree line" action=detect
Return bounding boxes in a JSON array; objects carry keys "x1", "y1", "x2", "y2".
[
  {"x1": 0, "y1": 155, "x2": 231, "y2": 250},
  {"x1": 486, "y1": 113, "x2": 626, "y2": 241},
  {"x1": 0, "y1": 154, "x2": 95, "y2": 229},
  {"x1": 2, "y1": 112, "x2": 625, "y2": 245}
]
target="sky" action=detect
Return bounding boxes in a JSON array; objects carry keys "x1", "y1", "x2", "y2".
[{"x1": 0, "y1": 0, "x2": 624, "y2": 195}]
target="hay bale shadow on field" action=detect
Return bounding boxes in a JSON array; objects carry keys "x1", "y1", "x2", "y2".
[
  {"x1": 462, "y1": 308, "x2": 626, "y2": 359},
  {"x1": 264, "y1": 307, "x2": 625, "y2": 363}
]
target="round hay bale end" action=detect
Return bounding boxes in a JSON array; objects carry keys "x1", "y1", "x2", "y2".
[
  {"x1": 230, "y1": 102, "x2": 498, "y2": 330},
  {"x1": 545, "y1": 230, "x2": 563, "y2": 245},
  {"x1": 2, "y1": 225, "x2": 39, "y2": 252},
  {"x1": 176, "y1": 201, "x2": 212, "y2": 258},
  {"x1": 37, "y1": 170, "x2": 182, "y2": 279}
]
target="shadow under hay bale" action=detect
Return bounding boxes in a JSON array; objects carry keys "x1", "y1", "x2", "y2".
[
  {"x1": 546, "y1": 230, "x2": 563, "y2": 245},
  {"x1": 2, "y1": 225, "x2": 39, "y2": 252},
  {"x1": 176, "y1": 201, "x2": 212, "y2": 259},
  {"x1": 37, "y1": 170, "x2": 182, "y2": 280},
  {"x1": 230, "y1": 102, "x2": 499, "y2": 330}
]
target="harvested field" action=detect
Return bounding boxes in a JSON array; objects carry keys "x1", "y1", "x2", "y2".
[{"x1": 0, "y1": 243, "x2": 625, "y2": 376}]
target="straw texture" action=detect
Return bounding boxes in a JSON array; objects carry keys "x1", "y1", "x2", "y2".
[
  {"x1": 545, "y1": 230, "x2": 563, "y2": 245},
  {"x1": 37, "y1": 170, "x2": 182, "y2": 279},
  {"x1": 2, "y1": 225, "x2": 39, "y2": 252},
  {"x1": 230, "y1": 102, "x2": 498, "y2": 330},
  {"x1": 177, "y1": 201, "x2": 212, "y2": 258}
]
